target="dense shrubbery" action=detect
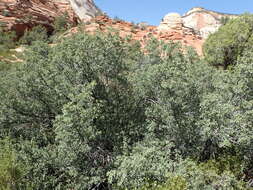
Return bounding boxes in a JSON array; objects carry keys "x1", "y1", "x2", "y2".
[
  {"x1": 0, "y1": 61, "x2": 13, "y2": 72},
  {"x1": 0, "y1": 30, "x2": 16, "y2": 52},
  {"x1": 0, "y1": 138, "x2": 28, "y2": 190},
  {"x1": 19, "y1": 25, "x2": 48, "y2": 45},
  {"x1": 53, "y1": 13, "x2": 71, "y2": 34},
  {"x1": 0, "y1": 30, "x2": 20, "y2": 71},
  {"x1": 0, "y1": 14, "x2": 253, "y2": 189},
  {"x1": 203, "y1": 13, "x2": 253, "y2": 69}
]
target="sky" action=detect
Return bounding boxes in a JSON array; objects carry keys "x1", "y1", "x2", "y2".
[{"x1": 94, "y1": 0, "x2": 253, "y2": 25}]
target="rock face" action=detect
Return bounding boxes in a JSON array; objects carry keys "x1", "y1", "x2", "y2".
[
  {"x1": 159, "y1": 7, "x2": 238, "y2": 39},
  {"x1": 182, "y1": 7, "x2": 237, "y2": 38},
  {"x1": 158, "y1": 13, "x2": 182, "y2": 31},
  {"x1": 69, "y1": 0, "x2": 101, "y2": 21},
  {"x1": 0, "y1": 0, "x2": 100, "y2": 36}
]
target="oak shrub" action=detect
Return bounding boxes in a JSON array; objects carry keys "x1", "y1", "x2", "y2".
[
  {"x1": 0, "y1": 30, "x2": 253, "y2": 189},
  {"x1": 203, "y1": 13, "x2": 253, "y2": 69}
]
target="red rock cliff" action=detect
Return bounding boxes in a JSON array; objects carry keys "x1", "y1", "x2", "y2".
[{"x1": 0, "y1": 0, "x2": 101, "y2": 36}]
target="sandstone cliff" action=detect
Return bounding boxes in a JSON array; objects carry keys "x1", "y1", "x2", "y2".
[
  {"x1": 69, "y1": 0, "x2": 101, "y2": 21},
  {"x1": 159, "y1": 7, "x2": 238, "y2": 39},
  {"x1": 182, "y1": 7, "x2": 238, "y2": 38},
  {"x1": 0, "y1": 0, "x2": 101, "y2": 36}
]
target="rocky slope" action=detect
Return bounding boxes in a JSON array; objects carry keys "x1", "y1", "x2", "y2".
[
  {"x1": 66, "y1": 15, "x2": 204, "y2": 55},
  {"x1": 0, "y1": 0, "x2": 101, "y2": 36},
  {"x1": 70, "y1": 7, "x2": 239, "y2": 55}
]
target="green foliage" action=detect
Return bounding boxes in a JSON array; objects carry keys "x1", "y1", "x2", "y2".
[
  {"x1": 237, "y1": 47, "x2": 253, "y2": 64},
  {"x1": 133, "y1": 40, "x2": 214, "y2": 158},
  {"x1": 52, "y1": 33, "x2": 144, "y2": 189},
  {"x1": 108, "y1": 139, "x2": 179, "y2": 189},
  {"x1": 0, "y1": 138, "x2": 27, "y2": 190},
  {"x1": 170, "y1": 159, "x2": 247, "y2": 190},
  {"x1": 138, "y1": 175, "x2": 188, "y2": 190},
  {"x1": 109, "y1": 38, "x2": 253, "y2": 189},
  {"x1": 0, "y1": 30, "x2": 16, "y2": 52},
  {"x1": 19, "y1": 25, "x2": 48, "y2": 45},
  {"x1": 1, "y1": 26, "x2": 253, "y2": 189},
  {"x1": 113, "y1": 16, "x2": 124, "y2": 22},
  {"x1": 199, "y1": 155, "x2": 244, "y2": 178},
  {"x1": 53, "y1": 13, "x2": 70, "y2": 34},
  {"x1": 220, "y1": 16, "x2": 230, "y2": 25},
  {"x1": 54, "y1": 83, "x2": 102, "y2": 188},
  {"x1": 0, "y1": 61, "x2": 12, "y2": 72},
  {"x1": 0, "y1": 33, "x2": 145, "y2": 189},
  {"x1": 1, "y1": 10, "x2": 11, "y2": 17},
  {"x1": 139, "y1": 24, "x2": 147, "y2": 31},
  {"x1": 18, "y1": 141, "x2": 63, "y2": 190},
  {"x1": 0, "y1": 30, "x2": 20, "y2": 71},
  {"x1": 198, "y1": 62, "x2": 253, "y2": 161},
  {"x1": 203, "y1": 13, "x2": 253, "y2": 69},
  {"x1": 50, "y1": 13, "x2": 71, "y2": 43},
  {"x1": 134, "y1": 157, "x2": 246, "y2": 190}
]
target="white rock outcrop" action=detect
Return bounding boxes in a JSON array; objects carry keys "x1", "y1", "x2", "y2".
[
  {"x1": 159, "y1": 7, "x2": 238, "y2": 39},
  {"x1": 182, "y1": 12, "x2": 221, "y2": 38},
  {"x1": 158, "y1": 13, "x2": 183, "y2": 31},
  {"x1": 68, "y1": 0, "x2": 101, "y2": 21}
]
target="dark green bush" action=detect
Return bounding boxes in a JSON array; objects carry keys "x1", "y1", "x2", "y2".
[
  {"x1": 167, "y1": 159, "x2": 247, "y2": 190},
  {"x1": 0, "y1": 61, "x2": 12, "y2": 72},
  {"x1": 108, "y1": 139, "x2": 179, "y2": 188},
  {"x1": 19, "y1": 25, "x2": 48, "y2": 45},
  {"x1": 0, "y1": 30, "x2": 16, "y2": 52},
  {"x1": 0, "y1": 28, "x2": 253, "y2": 189},
  {"x1": 1, "y1": 10, "x2": 11, "y2": 17},
  {"x1": 220, "y1": 16, "x2": 230, "y2": 25},
  {"x1": 53, "y1": 13, "x2": 70, "y2": 34},
  {"x1": 203, "y1": 13, "x2": 253, "y2": 69},
  {"x1": 137, "y1": 158, "x2": 247, "y2": 190},
  {"x1": 0, "y1": 138, "x2": 29, "y2": 190},
  {"x1": 0, "y1": 33, "x2": 144, "y2": 189}
]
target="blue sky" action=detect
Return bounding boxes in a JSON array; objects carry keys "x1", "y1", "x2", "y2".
[{"x1": 94, "y1": 0, "x2": 253, "y2": 25}]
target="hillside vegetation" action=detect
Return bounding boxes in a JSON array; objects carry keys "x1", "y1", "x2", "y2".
[{"x1": 0, "y1": 14, "x2": 253, "y2": 189}]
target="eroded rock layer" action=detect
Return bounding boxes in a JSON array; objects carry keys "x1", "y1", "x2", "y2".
[{"x1": 0, "y1": 0, "x2": 100, "y2": 36}]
